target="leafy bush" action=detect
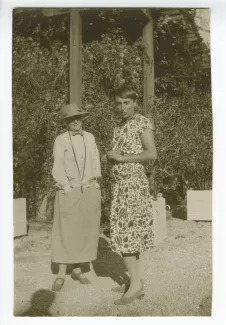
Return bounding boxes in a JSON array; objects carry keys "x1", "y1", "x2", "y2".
[
  {"x1": 13, "y1": 35, "x2": 69, "y2": 217},
  {"x1": 12, "y1": 9, "x2": 212, "y2": 219},
  {"x1": 151, "y1": 93, "x2": 212, "y2": 203}
]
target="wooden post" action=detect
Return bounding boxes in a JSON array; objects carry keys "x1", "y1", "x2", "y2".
[
  {"x1": 142, "y1": 10, "x2": 157, "y2": 196},
  {"x1": 142, "y1": 9, "x2": 155, "y2": 121},
  {"x1": 70, "y1": 9, "x2": 82, "y2": 106}
]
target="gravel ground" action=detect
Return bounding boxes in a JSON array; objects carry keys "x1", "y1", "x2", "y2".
[{"x1": 14, "y1": 215, "x2": 212, "y2": 317}]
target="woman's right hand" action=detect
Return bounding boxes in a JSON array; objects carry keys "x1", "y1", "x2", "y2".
[
  {"x1": 62, "y1": 184, "x2": 72, "y2": 195},
  {"x1": 101, "y1": 154, "x2": 108, "y2": 163}
]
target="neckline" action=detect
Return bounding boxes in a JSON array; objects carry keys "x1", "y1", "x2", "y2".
[
  {"x1": 69, "y1": 129, "x2": 83, "y2": 135},
  {"x1": 119, "y1": 113, "x2": 137, "y2": 126}
]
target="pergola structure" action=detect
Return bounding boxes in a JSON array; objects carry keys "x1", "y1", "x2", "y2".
[
  {"x1": 14, "y1": 8, "x2": 204, "y2": 113},
  {"x1": 43, "y1": 8, "x2": 155, "y2": 110}
]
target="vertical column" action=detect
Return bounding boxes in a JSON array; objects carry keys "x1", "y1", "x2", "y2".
[
  {"x1": 143, "y1": 9, "x2": 155, "y2": 128},
  {"x1": 142, "y1": 10, "x2": 157, "y2": 196},
  {"x1": 70, "y1": 9, "x2": 82, "y2": 106}
]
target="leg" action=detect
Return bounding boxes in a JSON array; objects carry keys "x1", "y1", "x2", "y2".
[
  {"x1": 58, "y1": 263, "x2": 67, "y2": 279},
  {"x1": 72, "y1": 263, "x2": 82, "y2": 275},
  {"x1": 52, "y1": 263, "x2": 66, "y2": 292},
  {"x1": 72, "y1": 263, "x2": 89, "y2": 279},
  {"x1": 136, "y1": 258, "x2": 141, "y2": 283},
  {"x1": 122, "y1": 254, "x2": 142, "y2": 297},
  {"x1": 71, "y1": 263, "x2": 91, "y2": 284},
  {"x1": 113, "y1": 254, "x2": 144, "y2": 305},
  {"x1": 139, "y1": 252, "x2": 146, "y2": 279}
]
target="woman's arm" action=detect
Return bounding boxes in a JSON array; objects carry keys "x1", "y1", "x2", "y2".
[
  {"x1": 52, "y1": 136, "x2": 71, "y2": 193},
  {"x1": 93, "y1": 138, "x2": 102, "y2": 183},
  {"x1": 107, "y1": 128, "x2": 157, "y2": 163}
]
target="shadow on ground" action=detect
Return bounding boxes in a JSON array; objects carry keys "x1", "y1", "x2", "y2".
[
  {"x1": 172, "y1": 205, "x2": 187, "y2": 220},
  {"x1": 50, "y1": 237, "x2": 129, "y2": 286},
  {"x1": 92, "y1": 237, "x2": 129, "y2": 285},
  {"x1": 15, "y1": 289, "x2": 55, "y2": 317}
]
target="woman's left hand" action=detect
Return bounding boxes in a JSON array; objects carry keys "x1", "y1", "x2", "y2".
[{"x1": 107, "y1": 150, "x2": 122, "y2": 162}]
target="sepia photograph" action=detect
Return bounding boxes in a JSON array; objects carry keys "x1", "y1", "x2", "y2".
[{"x1": 12, "y1": 7, "x2": 212, "y2": 317}]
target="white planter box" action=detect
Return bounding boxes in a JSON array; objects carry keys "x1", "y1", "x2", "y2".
[
  {"x1": 187, "y1": 190, "x2": 212, "y2": 221},
  {"x1": 152, "y1": 197, "x2": 167, "y2": 245},
  {"x1": 13, "y1": 198, "x2": 27, "y2": 237}
]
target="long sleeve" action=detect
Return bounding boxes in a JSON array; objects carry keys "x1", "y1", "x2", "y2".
[
  {"x1": 93, "y1": 139, "x2": 102, "y2": 179},
  {"x1": 52, "y1": 136, "x2": 71, "y2": 192}
]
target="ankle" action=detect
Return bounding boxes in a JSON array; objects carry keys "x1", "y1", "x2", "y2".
[
  {"x1": 79, "y1": 273, "x2": 86, "y2": 278},
  {"x1": 72, "y1": 267, "x2": 81, "y2": 274},
  {"x1": 129, "y1": 280, "x2": 142, "y2": 288}
]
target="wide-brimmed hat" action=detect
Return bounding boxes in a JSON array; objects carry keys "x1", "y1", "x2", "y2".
[{"x1": 59, "y1": 103, "x2": 90, "y2": 120}]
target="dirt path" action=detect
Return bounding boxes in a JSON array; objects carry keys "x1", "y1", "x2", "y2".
[{"x1": 14, "y1": 217, "x2": 212, "y2": 316}]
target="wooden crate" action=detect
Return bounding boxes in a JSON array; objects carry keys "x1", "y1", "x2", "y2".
[
  {"x1": 13, "y1": 198, "x2": 27, "y2": 237},
  {"x1": 152, "y1": 197, "x2": 167, "y2": 245},
  {"x1": 187, "y1": 190, "x2": 212, "y2": 221}
]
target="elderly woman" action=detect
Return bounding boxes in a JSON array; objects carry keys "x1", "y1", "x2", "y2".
[
  {"x1": 107, "y1": 87, "x2": 157, "y2": 305},
  {"x1": 51, "y1": 103, "x2": 101, "y2": 292}
]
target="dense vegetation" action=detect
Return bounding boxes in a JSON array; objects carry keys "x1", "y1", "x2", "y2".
[{"x1": 13, "y1": 9, "x2": 212, "y2": 220}]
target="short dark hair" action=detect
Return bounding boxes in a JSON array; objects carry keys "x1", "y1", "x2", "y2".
[{"x1": 114, "y1": 87, "x2": 137, "y2": 101}]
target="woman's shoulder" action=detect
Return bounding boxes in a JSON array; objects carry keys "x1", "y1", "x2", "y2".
[
  {"x1": 83, "y1": 131, "x2": 97, "y2": 144},
  {"x1": 54, "y1": 132, "x2": 68, "y2": 142},
  {"x1": 53, "y1": 132, "x2": 69, "y2": 150},
  {"x1": 83, "y1": 130, "x2": 95, "y2": 138},
  {"x1": 134, "y1": 113, "x2": 150, "y2": 123},
  {"x1": 133, "y1": 114, "x2": 153, "y2": 132}
]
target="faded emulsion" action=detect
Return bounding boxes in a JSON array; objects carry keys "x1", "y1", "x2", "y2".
[{"x1": 13, "y1": 8, "x2": 211, "y2": 316}]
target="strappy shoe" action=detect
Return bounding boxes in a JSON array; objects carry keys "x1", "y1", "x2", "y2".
[
  {"x1": 71, "y1": 271, "x2": 91, "y2": 284},
  {"x1": 111, "y1": 279, "x2": 144, "y2": 294},
  {"x1": 114, "y1": 286, "x2": 145, "y2": 305},
  {"x1": 111, "y1": 282, "x2": 130, "y2": 293},
  {"x1": 52, "y1": 277, "x2": 65, "y2": 292}
]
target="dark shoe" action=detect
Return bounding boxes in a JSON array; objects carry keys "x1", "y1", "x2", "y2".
[
  {"x1": 114, "y1": 286, "x2": 145, "y2": 305},
  {"x1": 71, "y1": 271, "x2": 91, "y2": 284},
  {"x1": 52, "y1": 277, "x2": 65, "y2": 292}
]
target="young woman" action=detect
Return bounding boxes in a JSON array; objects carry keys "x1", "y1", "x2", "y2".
[{"x1": 107, "y1": 87, "x2": 157, "y2": 305}]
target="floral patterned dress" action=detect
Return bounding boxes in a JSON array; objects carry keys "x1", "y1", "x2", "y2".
[{"x1": 110, "y1": 113, "x2": 155, "y2": 255}]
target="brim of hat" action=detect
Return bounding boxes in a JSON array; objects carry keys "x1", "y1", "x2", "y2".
[{"x1": 60, "y1": 112, "x2": 90, "y2": 120}]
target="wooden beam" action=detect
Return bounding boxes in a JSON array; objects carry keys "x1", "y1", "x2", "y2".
[
  {"x1": 42, "y1": 8, "x2": 70, "y2": 17},
  {"x1": 143, "y1": 9, "x2": 155, "y2": 128},
  {"x1": 167, "y1": 14, "x2": 184, "y2": 21},
  {"x1": 14, "y1": 8, "x2": 42, "y2": 15},
  {"x1": 141, "y1": 8, "x2": 152, "y2": 20},
  {"x1": 161, "y1": 9, "x2": 181, "y2": 16},
  {"x1": 69, "y1": 9, "x2": 82, "y2": 107},
  {"x1": 14, "y1": 8, "x2": 87, "y2": 16}
]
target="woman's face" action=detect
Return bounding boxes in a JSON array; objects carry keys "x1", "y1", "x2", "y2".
[
  {"x1": 115, "y1": 96, "x2": 136, "y2": 120},
  {"x1": 66, "y1": 116, "x2": 83, "y2": 132}
]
